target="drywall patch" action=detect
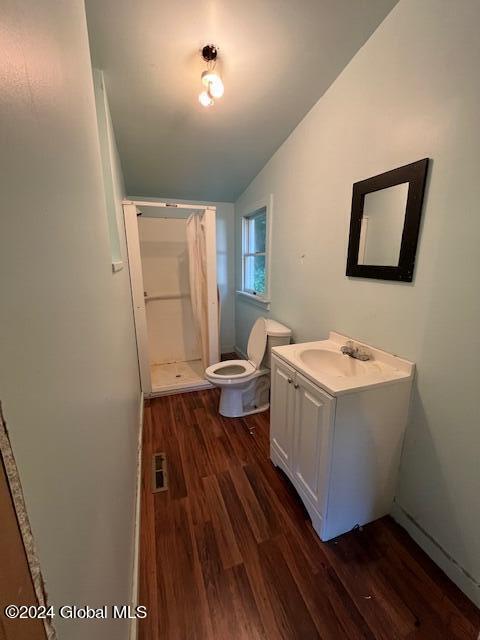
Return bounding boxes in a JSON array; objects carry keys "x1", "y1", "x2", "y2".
[{"x1": 0, "y1": 403, "x2": 57, "y2": 640}]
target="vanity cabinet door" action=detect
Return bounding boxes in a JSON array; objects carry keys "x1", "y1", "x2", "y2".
[
  {"x1": 293, "y1": 373, "x2": 334, "y2": 512},
  {"x1": 270, "y1": 355, "x2": 296, "y2": 467}
]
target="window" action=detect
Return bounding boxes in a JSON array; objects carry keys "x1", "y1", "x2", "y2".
[{"x1": 241, "y1": 206, "x2": 269, "y2": 300}]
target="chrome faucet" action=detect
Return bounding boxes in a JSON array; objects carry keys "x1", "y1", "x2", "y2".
[{"x1": 340, "y1": 340, "x2": 372, "y2": 361}]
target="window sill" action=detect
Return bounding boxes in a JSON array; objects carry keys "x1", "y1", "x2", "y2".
[{"x1": 236, "y1": 290, "x2": 271, "y2": 310}]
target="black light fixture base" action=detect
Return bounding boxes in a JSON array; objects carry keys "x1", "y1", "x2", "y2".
[{"x1": 201, "y1": 44, "x2": 218, "y2": 62}]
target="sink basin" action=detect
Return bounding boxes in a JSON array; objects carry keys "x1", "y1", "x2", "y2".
[
  {"x1": 298, "y1": 348, "x2": 368, "y2": 377},
  {"x1": 271, "y1": 332, "x2": 414, "y2": 396}
]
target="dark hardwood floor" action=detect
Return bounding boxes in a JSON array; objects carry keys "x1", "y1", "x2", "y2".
[{"x1": 139, "y1": 389, "x2": 480, "y2": 639}]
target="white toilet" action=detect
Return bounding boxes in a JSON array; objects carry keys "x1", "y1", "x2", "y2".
[{"x1": 205, "y1": 317, "x2": 292, "y2": 418}]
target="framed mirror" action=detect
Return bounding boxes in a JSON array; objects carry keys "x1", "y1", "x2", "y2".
[{"x1": 346, "y1": 158, "x2": 429, "y2": 282}]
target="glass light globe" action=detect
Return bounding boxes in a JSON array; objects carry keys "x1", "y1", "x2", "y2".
[
  {"x1": 198, "y1": 91, "x2": 213, "y2": 107},
  {"x1": 201, "y1": 70, "x2": 224, "y2": 99},
  {"x1": 209, "y1": 77, "x2": 224, "y2": 98},
  {"x1": 201, "y1": 70, "x2": 218, "y2": 86}
]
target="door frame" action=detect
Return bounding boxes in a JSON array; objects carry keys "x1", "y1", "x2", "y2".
[
  {"x1": 123, "y1": 201, "x2": 152, "y2": 395},
  {"x1": 122, "y1": 200, "x2": 219, "y2": 396},
  {"x1": 0, "y1": 407, "x2": 51, "y2": 640}
]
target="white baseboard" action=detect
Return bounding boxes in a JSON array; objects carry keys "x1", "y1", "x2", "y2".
[
  {"x1": 130, "y1": 391, "x2": 144, "y2": 640},
  {"x1": 391, "y1": 501, "x2": 480, "y2": 608}
]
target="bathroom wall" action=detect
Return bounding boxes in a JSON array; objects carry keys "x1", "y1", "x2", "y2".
[
  {"x1": 0, "y1": 1, "x2": 140, "y2": 639},
  {"x1": 132, "y1": 198, "x2": 236, "y2": 353},
  {"x1": 139, "y1": 216, "x2": 200, "y2": 363},
  {"x1": 235, "y1": 0, "x2": 480, "y2": 605}
]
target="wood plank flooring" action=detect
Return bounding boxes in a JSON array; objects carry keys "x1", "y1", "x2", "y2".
[{"x1": 139, "y1": 389, "x2": 480, "y2": 639}]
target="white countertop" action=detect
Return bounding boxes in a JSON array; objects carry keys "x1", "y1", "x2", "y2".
[{"x1": 272, "y1": 332, "x2": 414, "y2": 397}]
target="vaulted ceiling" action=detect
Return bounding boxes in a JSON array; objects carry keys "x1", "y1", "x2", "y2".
[{"x1": 86, "y1": 0, "x2": 398, "y2": 202}]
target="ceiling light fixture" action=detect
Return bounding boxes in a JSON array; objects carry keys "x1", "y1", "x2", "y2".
[
  {"x1": 198, "y1": 90, "x2": 214, "y2": 107},
  {"x1": 198, "y1": 44, "x2": 224, "y2": 107}
]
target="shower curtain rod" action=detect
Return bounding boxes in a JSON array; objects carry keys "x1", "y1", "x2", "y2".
[{"x1": 123, "y1": 199, "x2": 215, "y2": 212}]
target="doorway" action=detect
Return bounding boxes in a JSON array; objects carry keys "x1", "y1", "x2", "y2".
[{"x1": 123, "y1": 200, "x2": 219, "y2": 397}]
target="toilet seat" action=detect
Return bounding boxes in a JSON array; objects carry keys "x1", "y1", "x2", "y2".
[{"x1": 205, "y1": 359, "x2": 256, "y2": 381}]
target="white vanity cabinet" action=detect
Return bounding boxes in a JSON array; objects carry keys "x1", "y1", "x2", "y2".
[
  {"x1": 270, "y1": 355, "x2": 334, "y2": 537},
  {"x1": 291, "y1": 371, "x2": 334, "y2": 519},
  {"x1": 270, "y1": 338, "x2": 413, "y2": 541},
  {"x1": 270, "y1": 357, "x2": 296, "y2": 467}
]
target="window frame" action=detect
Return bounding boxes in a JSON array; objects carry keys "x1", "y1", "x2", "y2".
[{"x1": 238, "y1": 195, "x2": 272, "y2": 309}]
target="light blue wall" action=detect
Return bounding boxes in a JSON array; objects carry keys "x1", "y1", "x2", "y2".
[
  {"x1": 235, "y1": 0, "x2": 480, "y2": 605},
  {"x1": 0, "y1": 1, "x2": 140, "y2": 638}
]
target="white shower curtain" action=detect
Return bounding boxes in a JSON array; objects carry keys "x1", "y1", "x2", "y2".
[{"x1": 186, "y1": 213, "x2": 210, "y2": 369}]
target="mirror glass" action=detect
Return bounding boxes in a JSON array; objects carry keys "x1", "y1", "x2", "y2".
[{"x1": 357, "y1": 182, "x2": 409, "y2": 266}]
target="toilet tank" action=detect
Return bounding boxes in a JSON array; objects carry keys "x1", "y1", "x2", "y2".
[{"x1": 262, "y1": 319, "x2": 292, "y2": 369}]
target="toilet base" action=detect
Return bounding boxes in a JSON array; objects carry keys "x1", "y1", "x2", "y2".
[
  {"x1": 218, "y1": 375, "x2": 271, "y2": 418},
  {"x1": 219, "y1": 393, "x2": 269, "y2": 418}
]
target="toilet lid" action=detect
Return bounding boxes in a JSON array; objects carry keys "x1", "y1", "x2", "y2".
[{"x1": 247, "y1": 317, "x2": 267, "y2": 369}]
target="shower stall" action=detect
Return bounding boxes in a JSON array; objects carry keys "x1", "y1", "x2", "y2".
[{"x1": 123, "y1": 199, "x2": 219, "y2": 396}]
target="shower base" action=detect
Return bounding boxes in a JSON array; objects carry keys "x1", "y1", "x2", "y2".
[{"x1": 150, "y1": 359, "x2": 212, "y2": 396}]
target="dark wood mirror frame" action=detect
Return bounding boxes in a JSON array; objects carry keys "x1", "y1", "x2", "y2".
[{"x1": 346, "y1": 158, "x2": 429, "y2": 282}]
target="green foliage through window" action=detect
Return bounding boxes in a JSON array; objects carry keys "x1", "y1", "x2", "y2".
[{"x1": 243, "y1": 208, "x2": 267, "y2": 296}]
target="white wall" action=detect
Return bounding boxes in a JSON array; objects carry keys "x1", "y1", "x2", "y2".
[
  {"x1": 133, "y1": 198, "x2": 236, "y2": 353},
  {"x1": 139, "y1": 216, "x2": 200, "y2": 363},
  {"x1": 0, "y1": 1, "x2": 140, "y2": 638},
  {"x1": 235, "y1": 0, "x2": 480, "y2": 605}
]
